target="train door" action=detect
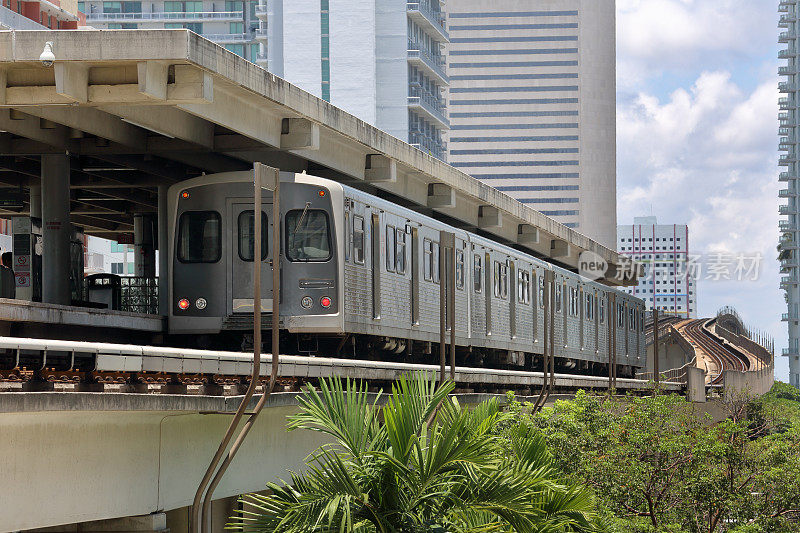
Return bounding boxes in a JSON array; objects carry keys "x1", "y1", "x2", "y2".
[
  {"x1": 229, "y1": 202, "x2": 272, "y2": 314},
  {"x1": 371, "y1": 212, "x2": 381, "y2": 320}
]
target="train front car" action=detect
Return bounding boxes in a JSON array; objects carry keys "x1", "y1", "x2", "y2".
[{"x1": 167, "y1": 171, "x2": 345, "y2": 348}]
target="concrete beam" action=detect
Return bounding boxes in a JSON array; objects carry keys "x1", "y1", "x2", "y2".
[
  {"x1": 550, "y1": 239, "x2": 570, "y2": 259},
  {"x1": 280, "y1": 118, "x2": 320, "y2": 150},
  {"x1": 364, "y1": 154, "x2": 396, "y2": 183},
  {"x1": 427, "y1": 183, "x2": 454, "y2": 208},
  {"x1": 23, "y1": 107, "x2": 147, "y2": 148},
  {"x1": 137, "y1": 61, "x2": 169, "y2": 101},
  {"x1": 54, "y1": 62, "x2": 89, "y2": 103},
  {"x1": 517, "y1": 224, "x2": 539, "y2": 245},
  {"x1": 0, "y1": 109, "x2": 68, "y2": 148},
  {"x1": 100, "y1": 105, "x2": 214, "y2": 149},
  {"x1": 478, "y1": 205, "x2": 501, "y2": 229}
]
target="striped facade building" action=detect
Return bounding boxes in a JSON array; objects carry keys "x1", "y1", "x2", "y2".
[{"x1": 445, "y1": 0, "x2": 616, "y2": 248}]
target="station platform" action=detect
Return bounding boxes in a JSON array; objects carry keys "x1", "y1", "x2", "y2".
[{"x1": 0, "y1": 299, "x2": 164, "y2": 337}]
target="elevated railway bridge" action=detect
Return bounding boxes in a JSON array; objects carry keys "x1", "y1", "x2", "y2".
[{"x1": 0, "y1": 30, "x2": 774, "y2": 533}]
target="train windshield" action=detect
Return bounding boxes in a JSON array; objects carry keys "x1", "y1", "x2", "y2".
[
  {"x1": 286, "y1": 209, "x2": 331, "y2": 262},
  {"x1": 177, "y1": 211, "x2": 221, "y2": 263}
]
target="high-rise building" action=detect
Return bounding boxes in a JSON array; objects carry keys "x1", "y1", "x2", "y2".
[
  {"x1": 1, "y1": 0, "x2": 83, "y2": 29},
  {"x1": 82, "y1": 0, "x2": 263, "y2": 65},
  {"x1": 445, "y1": 0, "x2": 616, "y2": 247},
  {"x1": 264, "y1": 0, "x2": 450, "y2": 160},
  {"x1": 84, "y1": 0, "x2": 451, "y2": 161},
  {"x1": 617, "y1": 217, "x2": 697, "y2": 318},
  {"x1": 779, "y1": 0, "x2": 800, "y2": 388}
]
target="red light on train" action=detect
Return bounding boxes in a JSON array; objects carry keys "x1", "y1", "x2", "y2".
[
  {"x1": 178, "y1": 298, "x2": 190, "y2": 310},
  {"x1": 318, "y1": 190, "x2": 326, "y2": 197},
  {"x1": 181, "y1": 191, "x2": 190, "y2": 199},
  {"x1": 320, "y1": 296, "x2": 332, "y2": 308}
]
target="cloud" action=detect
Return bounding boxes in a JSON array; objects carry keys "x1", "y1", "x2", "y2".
[
  {"x1": 616, "y1": 0, "x2": 777, "y2": 89},
  {"x1": 616, "y1": 70, "x2": 786, "y2": 378}
]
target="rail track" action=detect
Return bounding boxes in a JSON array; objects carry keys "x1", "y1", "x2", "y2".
[{"x1": 680, "y1": 319, "x2": 749, "y2": 385}]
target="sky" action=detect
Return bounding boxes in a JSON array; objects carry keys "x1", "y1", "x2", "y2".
[{"x1": 614, "y1": 0, "x2": 789, "y2": 381}]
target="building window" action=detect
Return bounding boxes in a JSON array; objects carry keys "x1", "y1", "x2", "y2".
[
  {"x1": 111, "y1": 262, "x2": 123, "y2": 274},
  {"x1": 225, "y1": 44, "x2": 245, "y2": 57},
  {"x1": 230, "y1": 22, "x2": 243, "y2": 33}
]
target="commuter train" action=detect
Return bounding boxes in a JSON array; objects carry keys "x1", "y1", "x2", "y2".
[{"x1": 168, "y1": 171, "x2": 645, "y2": 376}]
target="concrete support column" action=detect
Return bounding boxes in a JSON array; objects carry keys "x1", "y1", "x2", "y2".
[
  {"x1": 157, "y1": 185, "x2": 169, "y2": 316},
  {"x1": 40, "y1": 154, "x2": 71, "y2": 305},
  {"x1": 29, "y1": 182, "x2": 41, "y2": 219},
  {"x1": 134, "y1": 214, "x2": 156, "y2": 278}
]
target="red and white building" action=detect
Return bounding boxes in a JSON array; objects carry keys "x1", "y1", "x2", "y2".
[
  {"x1": 0, "y1": 0, "x2": 84, "y2": 31},
  {"x1": 617, "y1": 216, "x2": 697, "y2": 318}
]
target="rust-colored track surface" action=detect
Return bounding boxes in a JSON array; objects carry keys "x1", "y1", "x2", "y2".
[{"x1": 677, "y1": 319, "x2": 749, "y2": 384}]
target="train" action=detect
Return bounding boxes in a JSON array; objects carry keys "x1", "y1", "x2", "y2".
[{"x1": 168, "y1": 171, "x2": 645, "y2": 376}]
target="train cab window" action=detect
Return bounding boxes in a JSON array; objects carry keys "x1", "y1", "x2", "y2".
[
  {"x1": 285, "y1": 209, "x2": 331, "y2": 262},
  {"x1": 386, "y1": 225, "x2": 396, "y2": 272},
  {"x1": 177, "y1": 211, "x2": 221, "y2": 263},
  {"x1": 237, "y1": 210, "x2": 268, "y2": 261},
  {"x1": 396, "y1": 228, "x2": 406, "y2": 274},
  {"x1": 473, "y1": 254, "x2": 482, "y2": 292},
  {"x1": 353, "y1": 215, "x2": 365, "y2": 265},
  {"x1": 455, "y1": 249, "x2": 464, "y2": 289},
  {"x1": 538, "y1": 275, "x2": 545, "y2": 308},
  {"x1": 518, "y1": 270, "x2": 530, "y2": 304}
]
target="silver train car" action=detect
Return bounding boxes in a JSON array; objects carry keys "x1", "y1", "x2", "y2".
[{"x1": 168, "y1": 171, "x2": 645, "y2": 375}]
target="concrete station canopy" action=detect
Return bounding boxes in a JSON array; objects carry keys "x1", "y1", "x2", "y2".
[{"x1": 0, "y1": 30, "x2": 635, "y2": 286}]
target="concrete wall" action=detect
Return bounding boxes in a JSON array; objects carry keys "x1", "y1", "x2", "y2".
[
  {"x1": 0, "y1": 400, "x2": 329, "y2": 532},
  {"x1": 722, "y1": 364, "x2": 775, "y2": 400},
  {"x1": 375, "y1": 0, "x2": 409, "y2": 140},
  {"x1": 281, "y1": 0, "x2": 323, "y2": 99}
]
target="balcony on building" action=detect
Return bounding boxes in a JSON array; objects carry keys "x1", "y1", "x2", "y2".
[
  {"x1": 255, "y1": 51, "x2": 268, "y2": 69},
  {"x1": 780, "y1": 81, "x2": 798, "y2": 93},
  {"x1": 408, "y1": 88, "x2": 449, "y2": 129},
  {"x1": 780, "y1": 187, "x2": 798, "y2": 198},
  {"x1": 780, "y1": 44, "x2": 798, "y2": 58},
  {"x1": 781, "y1": 30, "x2": 798, "y2": 43},
  {"x1": 783, "y1": 311, "x2": 799, "y2": 321},
  {"x1": 782, "y1": 275, "x2": 799, "y2": 288},
  {"x1": 780, "y1": 14, "x2": 796, "y2": 27},
  {"x1": 781, "y1": 171, "x2": 798, "y2": 182},
  {"x1": 781, "y1": 136, "x2": 798, "y2": 149},
  {"x1": 780, "y1": 65, "x2": 797, "y2": 76},
  {"x1": 254, "y1": 26, "x2": 268, "y2": 41},
  {"x1": 407, "y1": 40, "x2": 448, "y2": 85},
  {"x1": 86, "y1": 10, "x2": 243, "y2": 23},
  {"x1": 780, "y1": 126, "x2": 795, "y2": 136},
  {"x1": 204, "y1": 33, "x2": 250, "y2": 44},
  {"x1": 409, "y1": 127, "x2": 446, "y2": 162},
  {"x1": 780, "y1": 219, "x2": 797, "y2": 231},
  {"x1": 780, "y1": 152, "x2": 796, "y2": 166},
  {"x1": 406, "y1": 1, "x2": 449, "y2": 42},
  {"x1": 781, "y1": 97, "x2": 798, "y2": 110},
  {"x1": 255, "y1": 3, "x2": 267, "y2": 19},
  {"x1": 783, "y1": 348, "x2": 799, "y2": 356}
]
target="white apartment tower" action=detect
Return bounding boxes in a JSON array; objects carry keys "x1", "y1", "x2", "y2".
[
  {"x1": 617, "y1": 217, "x2": 697, "y2": 318},
  {"x1": 779, "y1": 0, "x2": 800, "y2": 388},
  {"x1": 446, "y1": 0, "x2": 616, "y2": 248},
  {"x1": 264, "y1": 0, "x2": 450, "y2": 160}
]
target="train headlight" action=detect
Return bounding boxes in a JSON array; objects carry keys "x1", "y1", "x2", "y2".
[
  {"x1": 320, "y1": 296, "x2": 332, "y2": 308},
  {"x1": 178, "y1": 298, "x2": 190, "y2": 310},
  {"x1": 195, "y1": 298, "x2": 207, "y2": 310},
  {"x1": 301, "y1": 296, "x2": 313, "y2": 309}
]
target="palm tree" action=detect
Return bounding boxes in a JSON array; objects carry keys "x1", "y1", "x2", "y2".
[{"x1": 230, "y1": 372, "x2": 606, "y2": 533}]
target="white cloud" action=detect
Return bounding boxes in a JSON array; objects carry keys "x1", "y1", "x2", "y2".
[
  {"x1": 616, "y1": 0, "x2": 777, "y2": 89},
  {"x1": 616, "y1": 71, "x2": 786, "y2": 378}
]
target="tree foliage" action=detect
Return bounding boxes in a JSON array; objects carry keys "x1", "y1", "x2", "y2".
[{"x1": 230, "y1": 372, "x2": 606, "y2": 533}]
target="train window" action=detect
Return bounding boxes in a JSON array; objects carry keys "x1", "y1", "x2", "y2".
[
  {"x1": 396, "y1": 228, "x2": 406, "y2": 274},
  {"x1": 473, "y1": 254, "x2": 482, "y2": 293},
  {"x1": 353, "y1": 215, "x2": 365, "y2": 265},
  {"x1": 455, "y1": 249, "x2": 464, "y2": 289},
  {"x1": 599, "y1": 298, "x2": 605, "y2": 323},
  {"x1": 433, "y1": 242, "x2": 440, "y2": 283},
  {"x1": 555, "y1": 283, "x2": 562, "y2": 313},
  {"x1": 285, "y1": 209, "x2": 331, "y2": 262},
  {"x1": 422, "y1": 239, "x2": 439, "y2": 281},
  {"x1": 617, "y1": 303, "x2": 624, "y2": 328},
  {"x1": 538, "y1": 275, "x2": 545, "y2": 308},
  {"x1": 177, "y1": 211, "x2": 221, "y2": 263},
  {"x1": 585, "y1": 293, "x2": 593, "y2": 320},
  {"x1": 629, "y1": 307, "x2": 635, "y2": 330},
  {"x1": 237, "y1": 210, "x2": 268, "y2": 262},
  {"x1": 386, "y1": 225, "x2": 396, "y2": 272},
  {"x1": 518, "y1": 270, "x2": 530, "y2": 304},
  {"x1": 344, "y1": 212, "x2": 350, "y2": 262},
  {"x1": 493, "y1": 261, "x2": 507, "y2": 299}
]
